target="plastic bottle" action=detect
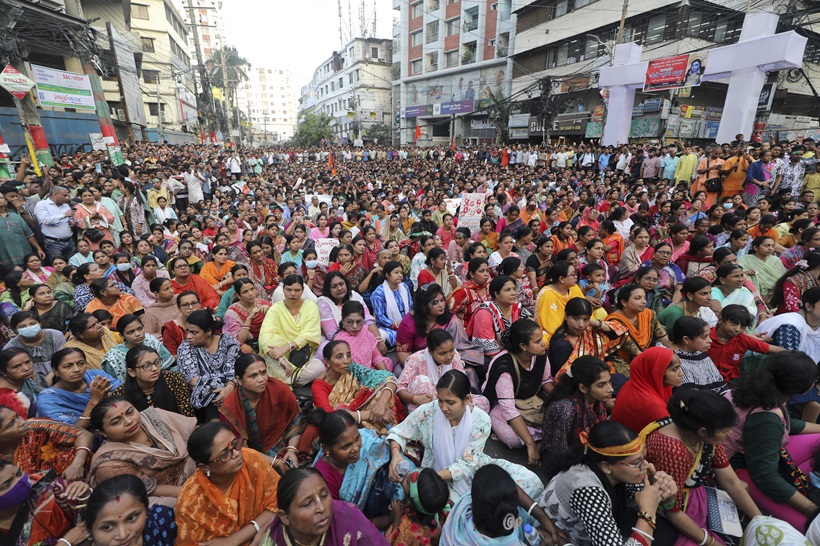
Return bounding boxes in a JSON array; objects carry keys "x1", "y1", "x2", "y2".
[
  {"x1": 396, "y1": 459, "x2": 411, "y2": 479},
  {"x1": 523, "y1": 524, "x2": 541, "y2": 546}
]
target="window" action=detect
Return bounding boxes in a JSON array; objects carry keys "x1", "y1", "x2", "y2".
[
  {"x1": 132, "y1": 4, "x2": 149, "y2": 19},
  {"x1": 575, "y1": 0, "x2": 593, "y2": 8},
  {"x1": 445, "y1": 50, "x2": 459, "y2": 68},
  {"x1": 554, "y1": 0, "x2": 568, "y2": 17},
  {"x1": 411, "y1": 2, "x2": 423, "y2": 18},
  {"x1": 147, "y1": 103, "x2": 165, "y2": 116},
  {"x1": 645, "y1": 14, "x2": 667, "y2": 45},
  {"x1": 446, "y1": 18, "x2": 460, "y2": 36},
  {"x1": 349, "y1": 73, "x2": 354, "y2": 84},
  {"x1": 410, "y1": 59, "x2": 422, "y2": 75},
  {"x1": 140, "y1": 37, "x2": 155, "y2": 52},
  {"x1": 411, "y1": 31, "x2": 423, "y2": 46},
  {"x1": 338, "y1": 77, "x2": 344, "y2": 88},
  {"x1": 426, "y1": 21, "x2": 439, "y2": 43},
  {"x1": 143, "y1": 70, "x2": 159, "y2": 84},
  {"x1": 372, "y1": 47, "x2": 379, "y2": 58}
]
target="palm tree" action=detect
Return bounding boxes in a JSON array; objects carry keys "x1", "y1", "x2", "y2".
[{"x1": 206, "y1": 47, "x2": 250, "y2": 140}]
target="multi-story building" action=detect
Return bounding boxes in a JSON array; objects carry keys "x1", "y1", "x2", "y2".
[
  {"x1": 237, "y1": 66, "x2": 298, "y2": 144},
  {"x1": 392, "y1": 0, "x2": 517, "y2": 145},
  {"x1": 83, "y1": 0, "x2": 199, "y2": 140},
  {"x1": 510, "y1": 0, "x2": 820, "y2": 144},
  {"x1": 298, "y1": 38, "x2": 393, "y2": 145},
  {"x1": 173, "y1": 0, "x2": 226, "y2": 60}
]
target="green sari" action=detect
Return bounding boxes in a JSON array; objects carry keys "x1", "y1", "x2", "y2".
[{"x1": 737, "y1": 253, "x2": 786, "y2": 306}]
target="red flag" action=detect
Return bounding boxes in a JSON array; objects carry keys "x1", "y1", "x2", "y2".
[
  {"x1": 450, "y1": 135, "x2": 456, "y2": 150},
  {"x1": 327, "y1": 151, "x2": 336, "y2": 176},
  {"x1": 414, "y1": 125, "x2": 422, "y2": 141}
]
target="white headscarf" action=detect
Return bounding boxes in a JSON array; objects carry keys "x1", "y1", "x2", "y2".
[{"x1": 433, "y1": 403, "x2": 473, "y2": 496}]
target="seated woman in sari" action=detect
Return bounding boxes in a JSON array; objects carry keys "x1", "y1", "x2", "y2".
[
  {"x1": 0, "y1": 346, "x2": 48, "y2": 417},
  {"x1": 537, "y1": 261, "x2": 604, "y2": 345},
  {"x1": 541, "y1": 357, "x2": 614, "y2": 463},
  {"x1": 220, "y1": 354, "x2": 305, "y2": 471},
  {"x1": 449, "y1": 257, "x2": 490, "y2": 325},
  {"x1": 317, "y1": 271, "x2": 381, "y2": 343},
  {"x1": 109, "y1": 345, "x2": 194, "y2": 417},
  {"x1": 329, "y1": 301, "x2": 393, "y2": 371},
  {"x1": 389, "y1": 370, "x2": 543, "y2": 502},
  {"x1": 175, "y1": 421, "x2": 279, "y2": 546},
  {"x1": 712, "y1": 263, "x2": 759, "y2": 325},
  {"x1": 546, "y1": 297, "x2": 626, "y2": 379},
  {"x1": 223, "y1": 278, "x2": 271, "y2": 354},
  {"x1": 645, "y1": 389, "x2": 761, "y2": 546},
  {"x1": 397, "y1": 329, "x2": 490, "y2": 414},
  {"x1": 468, "y1": 275, "x2": 531, "y2": 365},
  {"x1": 310, "y1": 408, "x2": 399, "y2": 524},
  {"x1": 37, "y1": 347, "x2": 120, "y2": 427},
  {"x1": 738, "y1": 235, "x2": 787, "y2": 308},
  {"x1": 657, "y1": 276, "x2": 720, "y2": 333},
  {"x1": 177, "y1": 310, "x2": 241, "y2": 422},
  {"x1": 0, "y1": 404, "x2": 92, "y2": 480},
  {"x1": 616, "y1": 226, "x2": 654, "y2": 288},
  {"x1": 88, "y1": 396, "x2": 197, "y2": 507},
  {"x1": 259, "y1": 275, "x2": 322, "y2": 386},
  {"x1": 269, "y1": 468, "x2": 389, "y2": 546},
  {"x1": 541, "y1": 421, "x2": 677, "y2": 546},
  {"x1": 642, "y1": 242, "x2": 685, "y2": 305},
  {"x1": 102, "y1": 314, "x2": 174, "y2": 381},
  {"x1": 723, "y1": 351, "x2": 820, "y2": 531},
  {"x1": 482, "y1": 319, "x2": 554, "y2": 465},
  {"x1": 371, "y1": 261, "x2": 413, "y2": 348},
  {"x1": 312, "y1": 340, "x2": 403, "y2": 434},
  {"x1": 441, "y1": 464, "x2": 564, "y2": 546},
  {"x1": 28, "y1": 283, "x2": 73, "y2": 334},
  {"x1": 86, "y1": 475, "x2": 177, "y2": 546},
  {"x1": 674, "y1": 235, "x2": 715, "y2": 278},
  {"x1": 606, "y1": 284, "x2": 671, "y2": 377},
  {"x1": 64, "y1": 313, "x2": 119, "y2": 371},
  {"x1": 0, "y1": 459, "x2": 93, "y2": 546},
  {"x1": 397, "y1": 283, "x2": 484, "y2": 374},
  {"x1": 769, "y1": 251, "x2": 820, "y2": 314}
]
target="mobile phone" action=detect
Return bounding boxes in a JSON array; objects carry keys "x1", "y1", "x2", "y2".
[
  {"x1": 95, "y1": 162, "x2": 102, "y2": 173},
  {"x1": 285, "y1": 458, "x2": 296, "y2": 469}
]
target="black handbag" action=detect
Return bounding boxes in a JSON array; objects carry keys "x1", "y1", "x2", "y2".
[{"x1": 705, "y1": 160, "x2": 722, "y2": 193}]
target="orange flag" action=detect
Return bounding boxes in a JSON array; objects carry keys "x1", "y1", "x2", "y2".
[{"x1": 414, "y1": 125, "x2": 422, "y2": 141}]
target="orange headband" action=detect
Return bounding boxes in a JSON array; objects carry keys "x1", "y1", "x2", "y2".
[{"x1": 579, "y1": 431, "x2": 644, "y2": 457}]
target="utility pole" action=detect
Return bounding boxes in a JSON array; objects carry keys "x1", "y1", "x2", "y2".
[
  {"x1": 263, "y1": 112, "x2": 268, "y2": 144},
  {"x1": 185, "y1": 0, "x2": 217, "y2": 142},
  {"x1": 156, "y1": 80, "x2": 163, "y2": 142},
  {"x1": 616, "y1": 0, "x2": 629, "y2": 44},
  {"x1": 220, "y1": 48, "x2": 233, "y2": 146}
]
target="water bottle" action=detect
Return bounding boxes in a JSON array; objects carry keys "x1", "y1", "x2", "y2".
[
  {"x1": 523, "y1": 524, "x2": 541, "y2": 546},
  {"x1": 396, "y1": 459, "x2": 410, "y2": 479}
]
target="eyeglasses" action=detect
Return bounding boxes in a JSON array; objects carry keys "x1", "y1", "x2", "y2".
[
  {"x1": 209, "y1": 436, "x2": 245, "y2": 464},
  {"x1": 174, "y1": 263, "x2": 190, "y2": 269},
  {"x1": 134, "y1": 359, "x2": 161, "y2": 371},
  {"x1": 179, "y1": 301, "x2": 199, "y2": 309},
  {"x1": 343, "y1": 318, "x2": 364, "y2": 327},
  {"x1": 620, "y1": 455, "x2": 647, "y2": 470}
]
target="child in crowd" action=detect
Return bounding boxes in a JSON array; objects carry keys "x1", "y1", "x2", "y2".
[
  {"x1": 387, "y1": 468, "x2": 450, "y2": 546},
  {"x1": 579, "y1": 263, "x2": 606, "y2": 303},
  {"x1": 706, "y1": 304, "x2": 783, "y2": 383}
]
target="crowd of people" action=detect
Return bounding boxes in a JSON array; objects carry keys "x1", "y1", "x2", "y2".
[{"x1": 3, "y1": 136, "x2": 820, "y2": 545}]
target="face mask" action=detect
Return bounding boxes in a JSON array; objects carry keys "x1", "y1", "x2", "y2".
[
  {"x1": 0, "y1": 473, "x2": 31, "y2": 509},
  {"x1": 17, "y1": 324, "x2": 40, "y2": 338},
  {"x1": 305, "y1": 260, "x2": 319, "y2": 269},
  {"x1": 116, "y1": 263, "x2": 132, "y2": 272},
  {"x1": 723, "y1": 203, "x2": 732, "y2": 209}
]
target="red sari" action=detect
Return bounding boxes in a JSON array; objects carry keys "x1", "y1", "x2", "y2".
[{"x1": 220, "y1": 377, "x2": 300, "y2": 454}]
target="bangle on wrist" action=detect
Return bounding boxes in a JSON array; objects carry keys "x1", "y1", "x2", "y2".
[
  {"x1": 698, "y1": 529, "x2": 708, "y2": 546},
  {"x1": 77, "y1": 416, "x2": 90, "y2": 421},
  {"x1": 356, "y1": 410, "x2": 362, "y2": 424},
  {"x1": 75, "y1": 446, "x2": 91, "y2": 455},
  {"x1": 286, "y1": 445, "x2": 298, "y2": 452},
  {"x1": 250, "y1": 520, "x2": 261, "y2": 534},
  {"x1": 632, "y1": 527, "x2": 654, "y2": 542},
  {"x1": 637, "y1": 511, "x2": 656, "y2": 529},
  {"x1": 527, "y1": 500, "x2": 538, "y2": 515},
  {"x1": 58, "y1": 539, "x2": 73, "y2": 546}
]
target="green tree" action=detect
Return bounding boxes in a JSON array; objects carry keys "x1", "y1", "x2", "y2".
[
  {"x1": 206, "y1": 47, "x2": 250, "y2": 139},
  {"x1": 364, "y1": 122, "x2": 391, "y2": 144},
  {"x1": 291, "y1": 111, "x2": 335, "y2": 147}
]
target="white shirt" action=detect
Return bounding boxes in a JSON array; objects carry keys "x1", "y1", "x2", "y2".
[
  {"x1": 34, "y1": 198, "x2": 72, "y2": 239},
  {"x1": 183, "y1": 172, "x2": 204, "y2": 203}
]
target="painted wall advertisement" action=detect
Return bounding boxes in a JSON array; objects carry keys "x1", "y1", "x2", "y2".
[
  {"x1": 404, "y1": 65, "x2": 508, "y2": 117},
  {"x1": 644, "y1": 53, "x2": 708, "y2": 92},
  {"x1": 31, "y1": 65, "x2": 95, "y2": 111},
  {"x1": 457, "y1": 193, "x2": 487, "y2": 234}
]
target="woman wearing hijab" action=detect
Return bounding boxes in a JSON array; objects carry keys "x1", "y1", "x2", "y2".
[{"x1": 610, "y1": 347, "x2": 684, "y2": 434}]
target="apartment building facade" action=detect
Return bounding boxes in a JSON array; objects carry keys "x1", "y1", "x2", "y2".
[
  {"x1": 83, "y1": 0, "x2": 199, "y2": 140},
  {"x1": 511, "y1": 0, "x2": 820, "y2": 143},
  {"x1": 392, "y1": 0, "x2": 516, "y2": 145},
  {"x1": 298, "y1": 38, "x2": 394, "y2": 145},
  {"x1": 237, "y1": 66, "x2": 298, "y2": 144}
]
